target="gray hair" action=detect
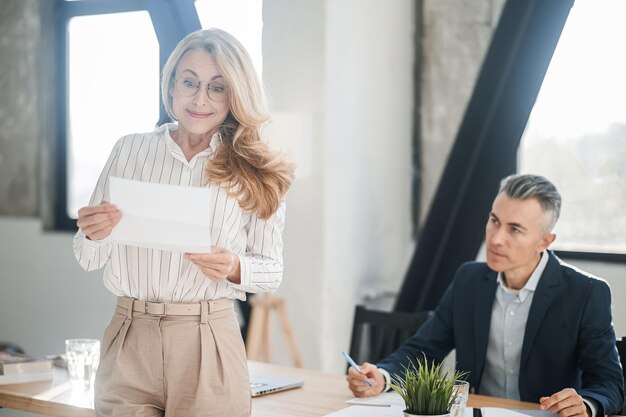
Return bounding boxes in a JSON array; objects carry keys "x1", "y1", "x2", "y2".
[{"x1": 499, "y1": 174, "x2": 561, "y2": 232}]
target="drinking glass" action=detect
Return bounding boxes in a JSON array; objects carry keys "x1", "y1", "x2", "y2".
[
  {"x1": 449, "y1": 380, "x2": 470, "y2": 417},
  {"x1": 65, "y1": 339, "x2": 100, "y2": 391}
]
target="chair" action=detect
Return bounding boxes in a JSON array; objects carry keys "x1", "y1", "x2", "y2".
[
  {"x1": 245, "y1": 294, "x2": 303, "y2": 368},
  {"x1": 617, "y1": 336, "x2": 626, "y2": 416},
  {"x1": 348, "y1": 305, "x2": 432, "y2": 367}
]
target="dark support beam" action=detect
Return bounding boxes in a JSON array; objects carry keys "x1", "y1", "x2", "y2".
[
  {"x1": 395, "y1": 0, "x2": 574, "y2": 312},
  {"x1": 53, "y1": 0, "x2": 202, "y2": 229}
]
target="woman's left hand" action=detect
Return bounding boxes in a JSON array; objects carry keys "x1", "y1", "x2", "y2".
[{"x1": 184, "y1": 246, "x2": 241, "y2": 284}]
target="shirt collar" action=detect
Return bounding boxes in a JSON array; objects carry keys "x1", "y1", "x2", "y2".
[
  {"x1": 163, "y1": 123, "x2": 220, "y2": 166},
  {"x1": 496, "y1": 250, "x2": 549, "y2": 301}
]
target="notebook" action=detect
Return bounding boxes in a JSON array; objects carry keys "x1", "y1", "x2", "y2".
[{"x1": 249, "y1": 374, "x2": 304, "y2": 397}]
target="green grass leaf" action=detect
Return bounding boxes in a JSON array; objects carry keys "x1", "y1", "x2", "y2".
[{"x1": 388, "y1": 354, "x2": 469, "y2": 415}]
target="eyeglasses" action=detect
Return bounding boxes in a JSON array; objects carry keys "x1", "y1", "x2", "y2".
[{"x1": 172, "y1": 77, "x2": 228, "y2": 102}]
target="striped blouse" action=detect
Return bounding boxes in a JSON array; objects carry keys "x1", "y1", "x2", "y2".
[{"x1": 72, "y1": 123, "x2": 285, "y2": 302}]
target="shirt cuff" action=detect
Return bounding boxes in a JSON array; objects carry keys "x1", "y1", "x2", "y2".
[
  {"x1": 82, "y1": 233, "x2": 110, "y2": 256},
  {"x1": 378, "y1": 367, "x2": 393, "y2": 393},
  {"x1": 226, "y1": 254, "x2": 251, "y2": 288},
  {"x1": 582, "y1": 397, "x2": 598, "y2": 417}
]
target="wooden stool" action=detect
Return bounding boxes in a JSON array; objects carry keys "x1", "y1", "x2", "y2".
[{"x1": 245, "y1": 294, "x2": 303, "y2": 368}]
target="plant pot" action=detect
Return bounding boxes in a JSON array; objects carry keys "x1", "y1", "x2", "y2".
[{"x1": 403, "y1": 412, "x2": 449, "y2": 417}]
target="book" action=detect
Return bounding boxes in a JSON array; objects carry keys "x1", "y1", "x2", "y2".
[
  {"x1": 0, "y1": 370, "x2": 54, "y2": 385},
  {"x1": 0, "y1": 351, "x2": 53, "y2": 375}
]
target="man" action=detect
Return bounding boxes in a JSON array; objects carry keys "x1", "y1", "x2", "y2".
[{"x1": 347, "y1": 174, "x2": 624, "y2": 417}]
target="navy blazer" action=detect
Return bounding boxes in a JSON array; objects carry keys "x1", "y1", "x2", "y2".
[{"x1": 378, "y1": 251, "x2": 624, "y2": 416}]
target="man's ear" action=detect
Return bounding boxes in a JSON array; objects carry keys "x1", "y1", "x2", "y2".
[{"x1": 539, "y1": 233, "x2": 556, "y2": 252}]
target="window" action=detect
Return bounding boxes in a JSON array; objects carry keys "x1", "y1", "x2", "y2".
[
  {"x1": 67, "y1": 12, "x2": 159, "y2": 218},
  {"x1": 54, "y1": 1, "x2": 263, "y2": 230},
  {"x1": 195, "y1": 0, "x2": 263, "y2": 75},
  {"x1": 519, "y1": 0, "x2": 626, "y2": 256}
]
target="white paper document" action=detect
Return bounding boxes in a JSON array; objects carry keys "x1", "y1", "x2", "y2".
[
  {"x1": 346, "y1": 392, "x2": 405, "y2": 407},
  {"x1": 481, "y1": 408, "x2": 554, "y2": 417},
  {"x1": 324, "y1": 405, "x2": 405, "y2": 417},
  {"x1": 109, "y1": 177, "x2": 213, "y2": 253}
]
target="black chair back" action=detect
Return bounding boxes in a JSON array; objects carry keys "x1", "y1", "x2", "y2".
[
  {"x1": 617, "y1": 336, "x2": 625, "y2": 416},
  {"x1": 348, "y1": 305, "x2": 432, "y2": 366}
]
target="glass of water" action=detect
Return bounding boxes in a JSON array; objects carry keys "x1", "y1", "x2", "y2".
[
  {"x1": 449, "y1": 380, "x2": 470, "y2": 417},
  {"x1": 65, "y1": 339, "x2": 100, "y2": 391}
]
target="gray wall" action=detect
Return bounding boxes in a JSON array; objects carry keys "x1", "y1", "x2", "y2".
[
  {"x1": 420, "y1": 0, "x2": 505, "y2": 221},
  {"x1": 0, "y1": 0, "x2": 41, "y2": 217}
]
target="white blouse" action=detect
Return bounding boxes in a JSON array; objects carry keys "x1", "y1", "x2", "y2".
[{"x1": 73, "y1": 123, "x2": 285, "y2": 302}]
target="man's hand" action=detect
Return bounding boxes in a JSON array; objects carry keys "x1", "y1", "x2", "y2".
[
  {"x1": 346, "y1": 362, "x2": 386, "y2": 397},
  {"x1": 77, "y1": 203, "x2": 122, "y2": 241},
  {"x1": 184, "y1": 246, "x2": 240, "y2": 283},
  {"x1": 540, "y1": 388, "x2": 591, "y2": 417}
]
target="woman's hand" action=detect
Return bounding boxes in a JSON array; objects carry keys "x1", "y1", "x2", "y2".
[
  {"x1": 185, "y1": 246, "x2": 241, "y2": 283},
  {"x1": 77, "y1": 203, "x2": 122, "y2": 241}
]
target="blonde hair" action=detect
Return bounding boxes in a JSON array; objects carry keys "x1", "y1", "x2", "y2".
[{"x1": 161, "y1": 29, "x2": 295, "y2": 219}]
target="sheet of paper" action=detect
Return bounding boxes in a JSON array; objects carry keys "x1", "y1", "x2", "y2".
[
  {"x1": 346, "y1": 392, "x2": 405, "y2": 407},
  {"x1": 324, "y1": 405, "x2": 405, "y2": 417},
  {"x1": 109, "y1": 177, "x2": 213, "y2": 253},
  {"x1": 344, "y1": 395, "x2": 477, "y2": 416},
  {"x1": 482, "y1": 408, "x2": 553, "y2": 417},
  {"x1": 509, "y1": 410, "x2": 554, "y2": 417}
]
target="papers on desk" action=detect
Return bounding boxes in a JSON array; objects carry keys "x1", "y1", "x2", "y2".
[
  {"x1": 346, "y1": 392, "x2": 405, "y2": 407},
  {"x1": 481, "y1": 408, "x2": 554, "y2": 417},
  {"x1": 338, "y1": 395, "x2": 548, "y2": 417},
  {"x1": 330, "y1": 398, "x2": 478, "y2": 417},
  {"x1": 326, "y1": 405, "x2": 476, "y2": 417},
  {"x1": 110, "y1": 177, "x2": 213, "y2": 253},
  {"x1": 324, "y1": 405, "x2": 405, "y2": 417},
  {"x1": 327, "y1": 406, "x2": 549, "y2": 417}
]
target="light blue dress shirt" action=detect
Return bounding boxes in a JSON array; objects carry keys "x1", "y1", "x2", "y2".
[{"x1": 479, "y1": 251, "x2": 548, "y2": 399}]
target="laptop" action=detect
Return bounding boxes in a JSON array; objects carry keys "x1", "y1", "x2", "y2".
[{"x1": 249, "y1": 374, "x2": 304, "y2": 397}]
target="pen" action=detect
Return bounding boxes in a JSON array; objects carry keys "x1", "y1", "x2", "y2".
[{"x1": 342, "y1": 351, "x2": 373, "y2": 387}]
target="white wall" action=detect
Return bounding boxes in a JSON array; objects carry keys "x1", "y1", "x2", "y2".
[
  {"x1": 261, "y1": 0, "x2": 327, "y2": 371},
  {"x1": 321, "y1": 0, "x2": 415, "y2": 372},
  {"x1": 0, "y1": 218, "x2": 114, "y2": 357},
  {"x1": 261, "y1": 0, "x2": 416, "y2": 372}
]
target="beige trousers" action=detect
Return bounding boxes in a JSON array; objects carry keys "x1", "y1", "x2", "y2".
[{"x1": 95, "y1": 301, "x2": 251, "y2": 417}]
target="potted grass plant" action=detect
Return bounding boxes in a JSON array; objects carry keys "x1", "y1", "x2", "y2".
[{"x1": 388, "y1": 355, "x2": 468, "y2": 417}]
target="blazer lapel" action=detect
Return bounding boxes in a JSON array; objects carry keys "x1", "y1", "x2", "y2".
[
  {"x1": 474, "y1": 269, "x2": 498, "y2": 383},
  {"x1": 520, "y1": 252, "x2": 561, "y2": 368}
]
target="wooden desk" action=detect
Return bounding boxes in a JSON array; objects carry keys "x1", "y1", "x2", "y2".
[{"x1": 0, "y1": 362, "x2": 541, "y2": 417}]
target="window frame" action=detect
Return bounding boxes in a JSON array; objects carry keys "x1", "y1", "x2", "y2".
[
  {"x1": 516, "y1": 0, "x2": 626, "y2": 262},
  {"x1": 554, "y1": 250, "x2": 626, "y2": 264},
  {"x1": 52, "y1": 0, "x2": 200, "y2": 231}
]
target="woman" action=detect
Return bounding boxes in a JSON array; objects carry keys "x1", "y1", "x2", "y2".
[{"x1": 74, "y1": 29, "x2": 294, "y2": 417}]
